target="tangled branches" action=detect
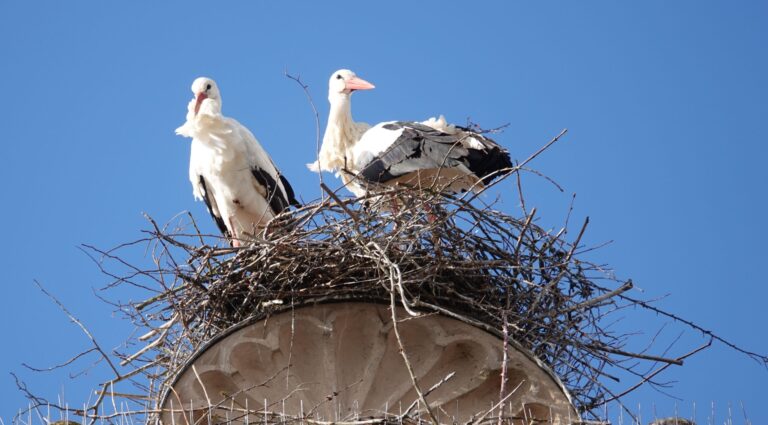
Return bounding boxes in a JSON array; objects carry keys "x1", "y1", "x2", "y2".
[{"x1": 79, "y1": 183, "x2": 679, "y2": 421}]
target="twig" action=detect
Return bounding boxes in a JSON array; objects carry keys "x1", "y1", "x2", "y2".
[
  {"x1": 599, "y1": 339, "x2": 712, "y2": 405},
  {"x1": 388, "y1": 271, "x2": 438, "y2": 425},
  {"x1": 619, "y1": 293, "x2": 768, "y2": 366},
  {"x1": 285, "y1": 69, "x2": 325, "y2": 195},
  {"x1": 21, "y1": 348, "x2": 97, "y2": 372},
  {"x1": 401, "y1": 371, "x2": 456, "y2": 417},
  {"x1": 469, "y1": 380, "x2": 524, "y2": 425},
  {"x1": 321, "y1": 183, "x2": 360, "y2": 224},
  {"x1": 517, "y1": 128, "x2": 568, "y2": 170},
  {"x1": 191, "y1": 365, "x2": 212, "y2": 412},
  {"x1": 564, "y1": 280, "x2": 633, "y2": 313},
  {"x1": 32, "y1": 280, "x2": 121, "y2": 378}
]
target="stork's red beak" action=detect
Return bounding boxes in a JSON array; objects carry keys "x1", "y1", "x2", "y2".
[
  {"x1": 194, "y1": 92, "x2": 208, "y2": 115},
  {"x1": 345, "y1": 76, "x2": 375, "y2": 91}
]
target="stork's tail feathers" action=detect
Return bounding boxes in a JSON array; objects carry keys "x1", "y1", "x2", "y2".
[{"x1": 464, "y1": 133, "x2": 514, "y2": 185}]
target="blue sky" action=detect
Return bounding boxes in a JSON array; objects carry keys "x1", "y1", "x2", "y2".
[{"x1": 1, "y1": 1, "x2": 766, "y2": 423}]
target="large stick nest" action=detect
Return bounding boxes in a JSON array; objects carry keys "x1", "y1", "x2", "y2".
[{"x1": 109, "y1": 182, "x2": 645, "y2": 420}]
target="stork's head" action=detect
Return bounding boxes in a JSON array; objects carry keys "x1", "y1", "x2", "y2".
[
  {"x1": 328, "y1": 69, "x2": 375, "y2": 102},
  {"x1": 190, "y1": 77, "x2": 221, "y2": 116}
]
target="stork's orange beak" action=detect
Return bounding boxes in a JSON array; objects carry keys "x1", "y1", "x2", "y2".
[
  {"x1": 345, "y1": 76, "x2": 375, "y2": 91},
  {"x1": 194, "y1": 92, "x2": 208, "y2": 115}
]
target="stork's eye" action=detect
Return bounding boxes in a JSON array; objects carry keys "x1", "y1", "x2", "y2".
[
  {"x1": 206, "y1": 84, "x2": 212, "y2": 90},
  {"x1": 336, "y1": 74, "x2": 343, "y2": 80}
]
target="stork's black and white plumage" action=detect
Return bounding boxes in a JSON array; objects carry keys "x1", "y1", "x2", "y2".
[
  {"x1": 308, "y1": 69, "x2": 512, "y2": 196},
  {"x1": 176, "y1": 77, "x2": 299, "y2": 246},
  {"x1": 353, "y1": 120, "x2": 512, "y2": 192}
]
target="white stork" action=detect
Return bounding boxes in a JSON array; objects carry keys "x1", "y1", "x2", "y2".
[
  {"x1": 176, "y1": 77, "x2": 299, "y2": 246},
  {"x1": 308, "y1": 69, "x2": 512, "y2": 197}
]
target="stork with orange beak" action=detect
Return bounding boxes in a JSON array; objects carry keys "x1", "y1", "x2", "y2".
[
  {"x1": 308, "y1": 69, "x2": 512, "y2": 199},
  {"x1": 176, "y1": 77, "x2": 299, "y2": 246}
]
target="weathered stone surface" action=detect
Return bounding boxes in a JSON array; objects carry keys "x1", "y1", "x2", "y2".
[{"x1": 160, "y1": 303, "x2": 579, "y2": 424}]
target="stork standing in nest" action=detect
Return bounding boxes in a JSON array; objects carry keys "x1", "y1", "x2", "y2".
[
  {"x1": 176, "y1": 77, "x2": 299, "y2": 246},
  {"x1": 308, "y1": 69, "x2": 513, "y2": 200}
]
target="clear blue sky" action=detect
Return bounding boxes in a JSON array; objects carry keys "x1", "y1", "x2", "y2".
[{"x1": 1, "y1": 1, "x2": 766, "y2": 423}]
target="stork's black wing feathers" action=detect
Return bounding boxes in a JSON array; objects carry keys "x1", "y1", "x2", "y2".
[
  {"x1": 360, "y1": 122, "x2": 464, "y2": 182},
  {"x1": 279, "y1": 174, "x2": 301, "y2": 207},
  {"x1": 359, "y1": 158, "x2": 398, "y2": 183},
  {"x1": 198, "y1": 176, "x2": 231, "y2": 238},
  {"x1": 251, "y1": 167, "x2": 295, "y2": 215},
  {"x1": 359, "y1": 121, "x2": 512, "y2": 185}
]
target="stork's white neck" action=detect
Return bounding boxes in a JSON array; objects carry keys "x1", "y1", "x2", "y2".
[
  {"x1": 317, "y1": 94, "x2": 358, "y2": 172},
  {"x1": 327, "y1": 95, "x2": 353, "y2": 134}
]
